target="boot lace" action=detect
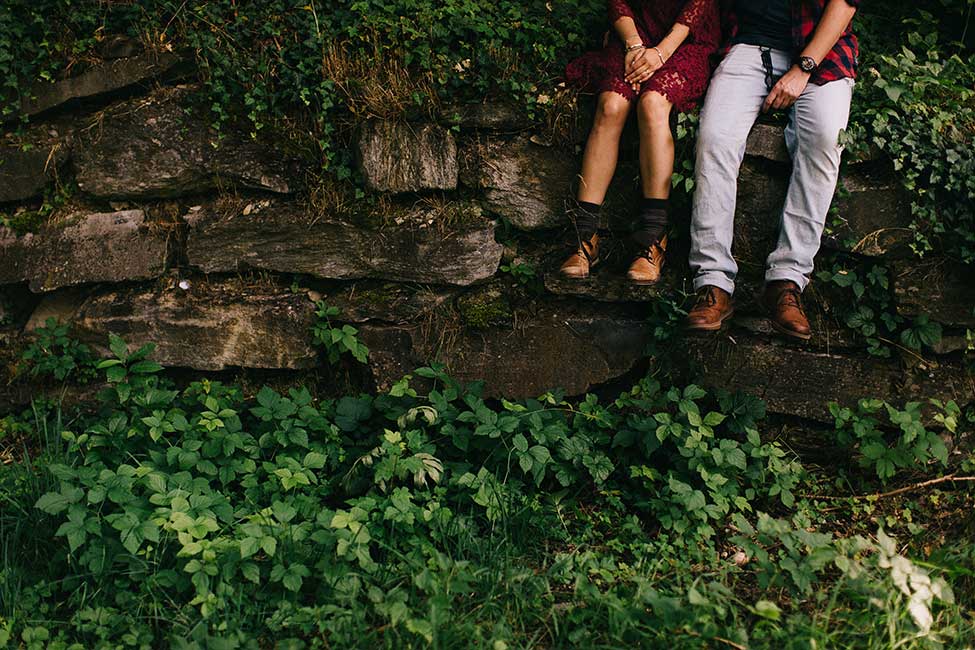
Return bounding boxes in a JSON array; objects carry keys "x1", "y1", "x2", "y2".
[
  {"x1": 779, "y1": 287, "x2": 805, "y2": 314},
  {"x1": 693, "y1": 286, "x2": 717, "y2": 309}
]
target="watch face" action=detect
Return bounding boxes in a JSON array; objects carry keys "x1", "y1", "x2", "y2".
[{"x1": 800, "y1": 57, "x2": 816, "y2": 72}]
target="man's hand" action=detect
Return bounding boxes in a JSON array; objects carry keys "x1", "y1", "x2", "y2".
[{"x1": 763, "y1": 66, "x2": 811, "y2": 112}]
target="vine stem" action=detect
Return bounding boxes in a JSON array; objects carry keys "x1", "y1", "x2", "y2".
[{"x1": 801, "y1": 474, "x2": 975, "y2": 502}]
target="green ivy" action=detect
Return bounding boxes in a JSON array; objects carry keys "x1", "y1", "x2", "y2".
[{"x1": 18, "y1": 317, "x2": 96, "y2": 383}]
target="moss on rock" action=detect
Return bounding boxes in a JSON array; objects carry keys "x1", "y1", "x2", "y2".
[{"x1": 457, "y1": 283, "x2": 512, "y2": 329}]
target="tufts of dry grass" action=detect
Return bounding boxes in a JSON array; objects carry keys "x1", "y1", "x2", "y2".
[{"x1": 321, "y1": 41, "x2": 439, "y2": 120}]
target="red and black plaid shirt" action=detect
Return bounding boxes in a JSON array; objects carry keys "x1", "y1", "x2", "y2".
[{"x1": 722, "y1": 0, "x2": 860, "y2": 85}]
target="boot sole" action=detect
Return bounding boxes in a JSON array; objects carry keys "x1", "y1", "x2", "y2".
[
  {"x1": 686, "y1": 307, "x2": 735, "y2": 332},
  {"x1": 559, "y1": 258, "x2": 601, "y2": 280},
  {"x1": 770, "y1": 319, "x2": 812, "y2": 341}
]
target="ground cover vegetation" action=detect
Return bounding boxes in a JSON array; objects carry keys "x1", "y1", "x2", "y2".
[{"x1": 1, "y1": 313, "x2": 973, "y2": 648}]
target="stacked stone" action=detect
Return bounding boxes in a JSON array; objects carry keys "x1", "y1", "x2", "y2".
[{"x1": 1, "y1": 52, "x2": 971, "y2": 422}]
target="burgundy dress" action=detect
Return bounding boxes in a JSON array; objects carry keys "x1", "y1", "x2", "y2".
[{"x1": 564, "y1": 0, "x2": 722, "y2": 112}]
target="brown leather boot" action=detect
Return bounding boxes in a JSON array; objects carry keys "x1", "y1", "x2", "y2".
[
  {"x1": 761, "y1": 280, "x2": 812, "y2": 340},
  {"x1": 559, "y1": 233, "x2": 600, "y2": 279},
  {"x1": 686, "y1": 285, "x2": 734, "y2": 331},
  {"x1": 626, "y1": 235, "x2": 667, "y2": 285}
]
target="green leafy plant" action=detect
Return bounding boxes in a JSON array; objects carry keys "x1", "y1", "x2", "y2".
[
  {"x1": 18, "y1": 317, "x2": 96, "y2": 382},
  {"x1": 830, "y1": 398, "x2": 955, "y2": 481},
  {"x1": 0, "y1": 333, "x2": 970, "y2": 647},
  {"x1": 311, "y1": 301, "x2": 369, "y2": 364},
  {"x1": 847, "y1": 21, "x2": 975, "y2": 264},
  {"x1": 817, "y1": 258, "x2": 943, "y2": 356}
]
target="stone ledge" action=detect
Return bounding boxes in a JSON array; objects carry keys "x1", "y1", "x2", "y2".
[
  {"x1": 893, "y1": 260, "x2": 975, "y2": 328},
  {"x1": 360, "y1": 310, "x2": 654, "y2": 397},
  {"x1": 355, "y1": 120, "x2": 458, "y2": 193},
  {"x1": 685, "y1": 332, "x2": 972, "y2": 423},
  {"x1": 28, "y1": 280, "x2": 318, "y2": 371},
  {"x1": 74, "y1": 87, "x2": 299, "y2": 199},
  {"x1": 440, "y1": 101, "x2": 533, "y2": 132},
  {"x1": 185, "y1": 200, "x2": 502, "y2": 287},
  {"x1": 0, "y1": 139, "x2": 71, "y2": 203},
  {"x1": 18, "y1": 51, "x2": 184, "y2": 117},
  {"x1": 0, "y1": 210, "x2": 169, "y2": 292}
]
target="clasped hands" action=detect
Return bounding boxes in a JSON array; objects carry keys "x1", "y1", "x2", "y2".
[{"x1": 624, "y1": 45, "x2": 666, "y2": 92}]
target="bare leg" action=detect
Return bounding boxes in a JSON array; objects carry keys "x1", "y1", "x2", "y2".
[
  {"x1": 577, "y1": 91, "x2": 632, "y2": 204},
  {"x1": 636, "y1": 90, "x2": 674, "y2": 199}
]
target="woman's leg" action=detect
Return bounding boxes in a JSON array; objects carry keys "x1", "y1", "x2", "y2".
[
  {"x1": 630, "y1": 90, "x2": 674, "y2": 248},
  {"x1": 577, "y1": 91, "x2": 632, "y2": 204},
  {"x1": 560, "y1": 91, "x2": 630, "y2": 278},
  {"x1": 636, "y1": 90, "x2": 674, "y2": 200}
]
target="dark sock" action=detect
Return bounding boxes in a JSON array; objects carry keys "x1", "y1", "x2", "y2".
[
  {"x1": 631, "y1": 197, "x2": 668, "y2": 248},
  {"x1": 568, "y1": 198, "x2": 600, "y2": 241}
]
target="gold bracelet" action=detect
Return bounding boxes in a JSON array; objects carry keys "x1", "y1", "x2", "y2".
[{"x1": 652, "y1": 46, "x2": 666, "y2": 65}]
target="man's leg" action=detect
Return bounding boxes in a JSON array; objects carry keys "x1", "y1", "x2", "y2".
[
  {"x1": 689, "y1": 44, "x2": 771, "y2": 296},
  {"x1": 764, "y1": 77, "x2": 854, "y2": 288}
]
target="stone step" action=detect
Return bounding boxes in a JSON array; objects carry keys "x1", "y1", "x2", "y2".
[
  {"x1": 0, "y1": 210, "x2": 169, "y2": 292},
  {"x1": 184, "y1": 200, "x2": 503, "y2": 287}
]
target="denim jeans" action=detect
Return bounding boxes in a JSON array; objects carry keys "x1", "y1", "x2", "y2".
[{"x1": 689, "y1": 43, "x2": 855, "y2": 294}]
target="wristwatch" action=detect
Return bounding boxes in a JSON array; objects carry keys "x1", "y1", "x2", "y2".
[{"x1": 797, "y1": 55, "x2": 817, "y2": 73}]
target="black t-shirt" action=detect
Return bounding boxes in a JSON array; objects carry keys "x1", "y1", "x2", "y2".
[{"x1": 732, "y1": 0, "x2": 794, "y2": 52}]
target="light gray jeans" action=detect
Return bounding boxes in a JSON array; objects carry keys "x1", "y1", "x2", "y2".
[{"x1": 689, "y1": 43, "x2": 855, "y2": 294}]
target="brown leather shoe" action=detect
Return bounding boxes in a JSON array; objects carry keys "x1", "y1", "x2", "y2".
[
  {"x1": 559, "y1": 233, "x2": 600, "y2": 279},
  {"x1": 626, "y1": 235, "x2": 667, "y2": 285},
  {"x1": 686, "y1": 285, "x2": 734, "y2": 331},
  {"x1": 761, "y1": 280, "x2": 812, "y2": 340}
]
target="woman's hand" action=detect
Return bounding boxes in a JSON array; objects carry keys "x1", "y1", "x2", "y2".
[{"x1": 624, "y1": 47, "x2": 664, "y2": 91}]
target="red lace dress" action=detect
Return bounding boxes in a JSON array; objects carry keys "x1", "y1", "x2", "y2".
[{"x1": 564, "y1": 0, "x2": 722, "y2": 112}]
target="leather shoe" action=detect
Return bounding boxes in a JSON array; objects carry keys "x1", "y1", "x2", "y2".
[
  {"x1": 626, "y1": 235, "x2": 667, "y2": 285},
  {"x1": 559, "y1": 233, "x2": 600, "y2": 279},
  {"x1": 686, "y1": 285, "x2": 734, "y2": 331},
  {"x1": 761, "y1": 280, "x2": 812, "y2": 340}
]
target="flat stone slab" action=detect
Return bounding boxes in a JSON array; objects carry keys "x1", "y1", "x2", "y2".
[
  {"x1": 360, "y1": 310, "x2": 653, "y2": 397},
  {"x1": 19, "y1": 51, "x2": 183, "y2": 117},
  {"x1": 0, "y1": 210, "x2": 169, "y2": 292},
  {"x1": 30, "y1": 281, "x2": 318, "y2": 371},
  {"x1": 185, "y1": 201, "x2": 502, "y2": 286},
  {"x1": 745, "y1": 123, "x2": 790, "y2": 163},
  {"x1": 826, "y1": 174, "x2": 912, "y2": 257},
  {"x1": 440, "y1": 102, "x2": 533, "y2": 131},
  {"x1": 74, "y1": 88, "x2": 298, "y2": 199},
  {"x1": 544, "y1": 264, "x2": 677, "y2": 302},
  {"x1": 685, "y1": 333, "x2": 972, "y2": 423},
  {"x1": 733, "y1": 160, "x2": 912, "y2": 273},
  {"x1": 355, "y1": 120, "x2": 458, "y2": 192},
  {"x1": 459, "y1": 136, "x2": 577, "y2": 230},
  {"x1": 892, "y1": 261, "x2": 975, "y2": 328},
  {"x1": 0, "y1": 140, "x2": 70, "y2": 203}
]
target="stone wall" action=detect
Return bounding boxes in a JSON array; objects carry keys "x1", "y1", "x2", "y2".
[{"x1": 1, "y1": 51, "x2": 972, "y2": 423}]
